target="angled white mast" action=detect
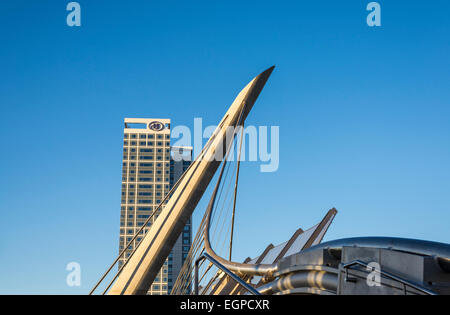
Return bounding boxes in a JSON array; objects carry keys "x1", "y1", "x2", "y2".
[{"x1": 108, "y1": 66, "x2": 275, "y2": 295}]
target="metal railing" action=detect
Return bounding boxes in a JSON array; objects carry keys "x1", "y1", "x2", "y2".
[
  {"x1": 342, "y1": 260, "x2": 437, "y2": 295},
  {"x1": 194, "y1": 253, "x2": 261, "y2": 295}
]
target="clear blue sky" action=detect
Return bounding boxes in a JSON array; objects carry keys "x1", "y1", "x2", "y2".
[{"x1": 0, "y1": 1, "x2": 449, "y2": 294}]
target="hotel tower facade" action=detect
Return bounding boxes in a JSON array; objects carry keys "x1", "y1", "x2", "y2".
[{"x1": 119, "y1": 118, "x2": 192, "y2": 295}]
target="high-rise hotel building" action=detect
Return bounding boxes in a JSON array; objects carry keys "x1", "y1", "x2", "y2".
[{"x1": 119, "y1": 118, "x2": 192, "y2": 295}]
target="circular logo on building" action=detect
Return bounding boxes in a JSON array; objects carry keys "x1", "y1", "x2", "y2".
[{"x1": 148, "y1": 121, "x2": 165, "y2": 131}]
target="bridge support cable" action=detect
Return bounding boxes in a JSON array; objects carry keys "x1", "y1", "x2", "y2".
[
  {"x1": 173, "y1": 92, "x2": 246, "y2": 294},
  {"x1": 202, "y1": 104, "x2": 278, "y2": 279},
  {"x1": 229, "y1": 123, "x2": 245, "y2": 261}
]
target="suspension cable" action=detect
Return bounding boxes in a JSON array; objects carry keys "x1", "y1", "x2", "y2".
[{"x1": 229, "y1": 123, "x2": 244, "y2": 260}]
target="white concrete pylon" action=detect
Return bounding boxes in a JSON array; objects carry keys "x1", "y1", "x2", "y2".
[{"x1": 108, "y1": 66, "x2": 275, "y2": 295}]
